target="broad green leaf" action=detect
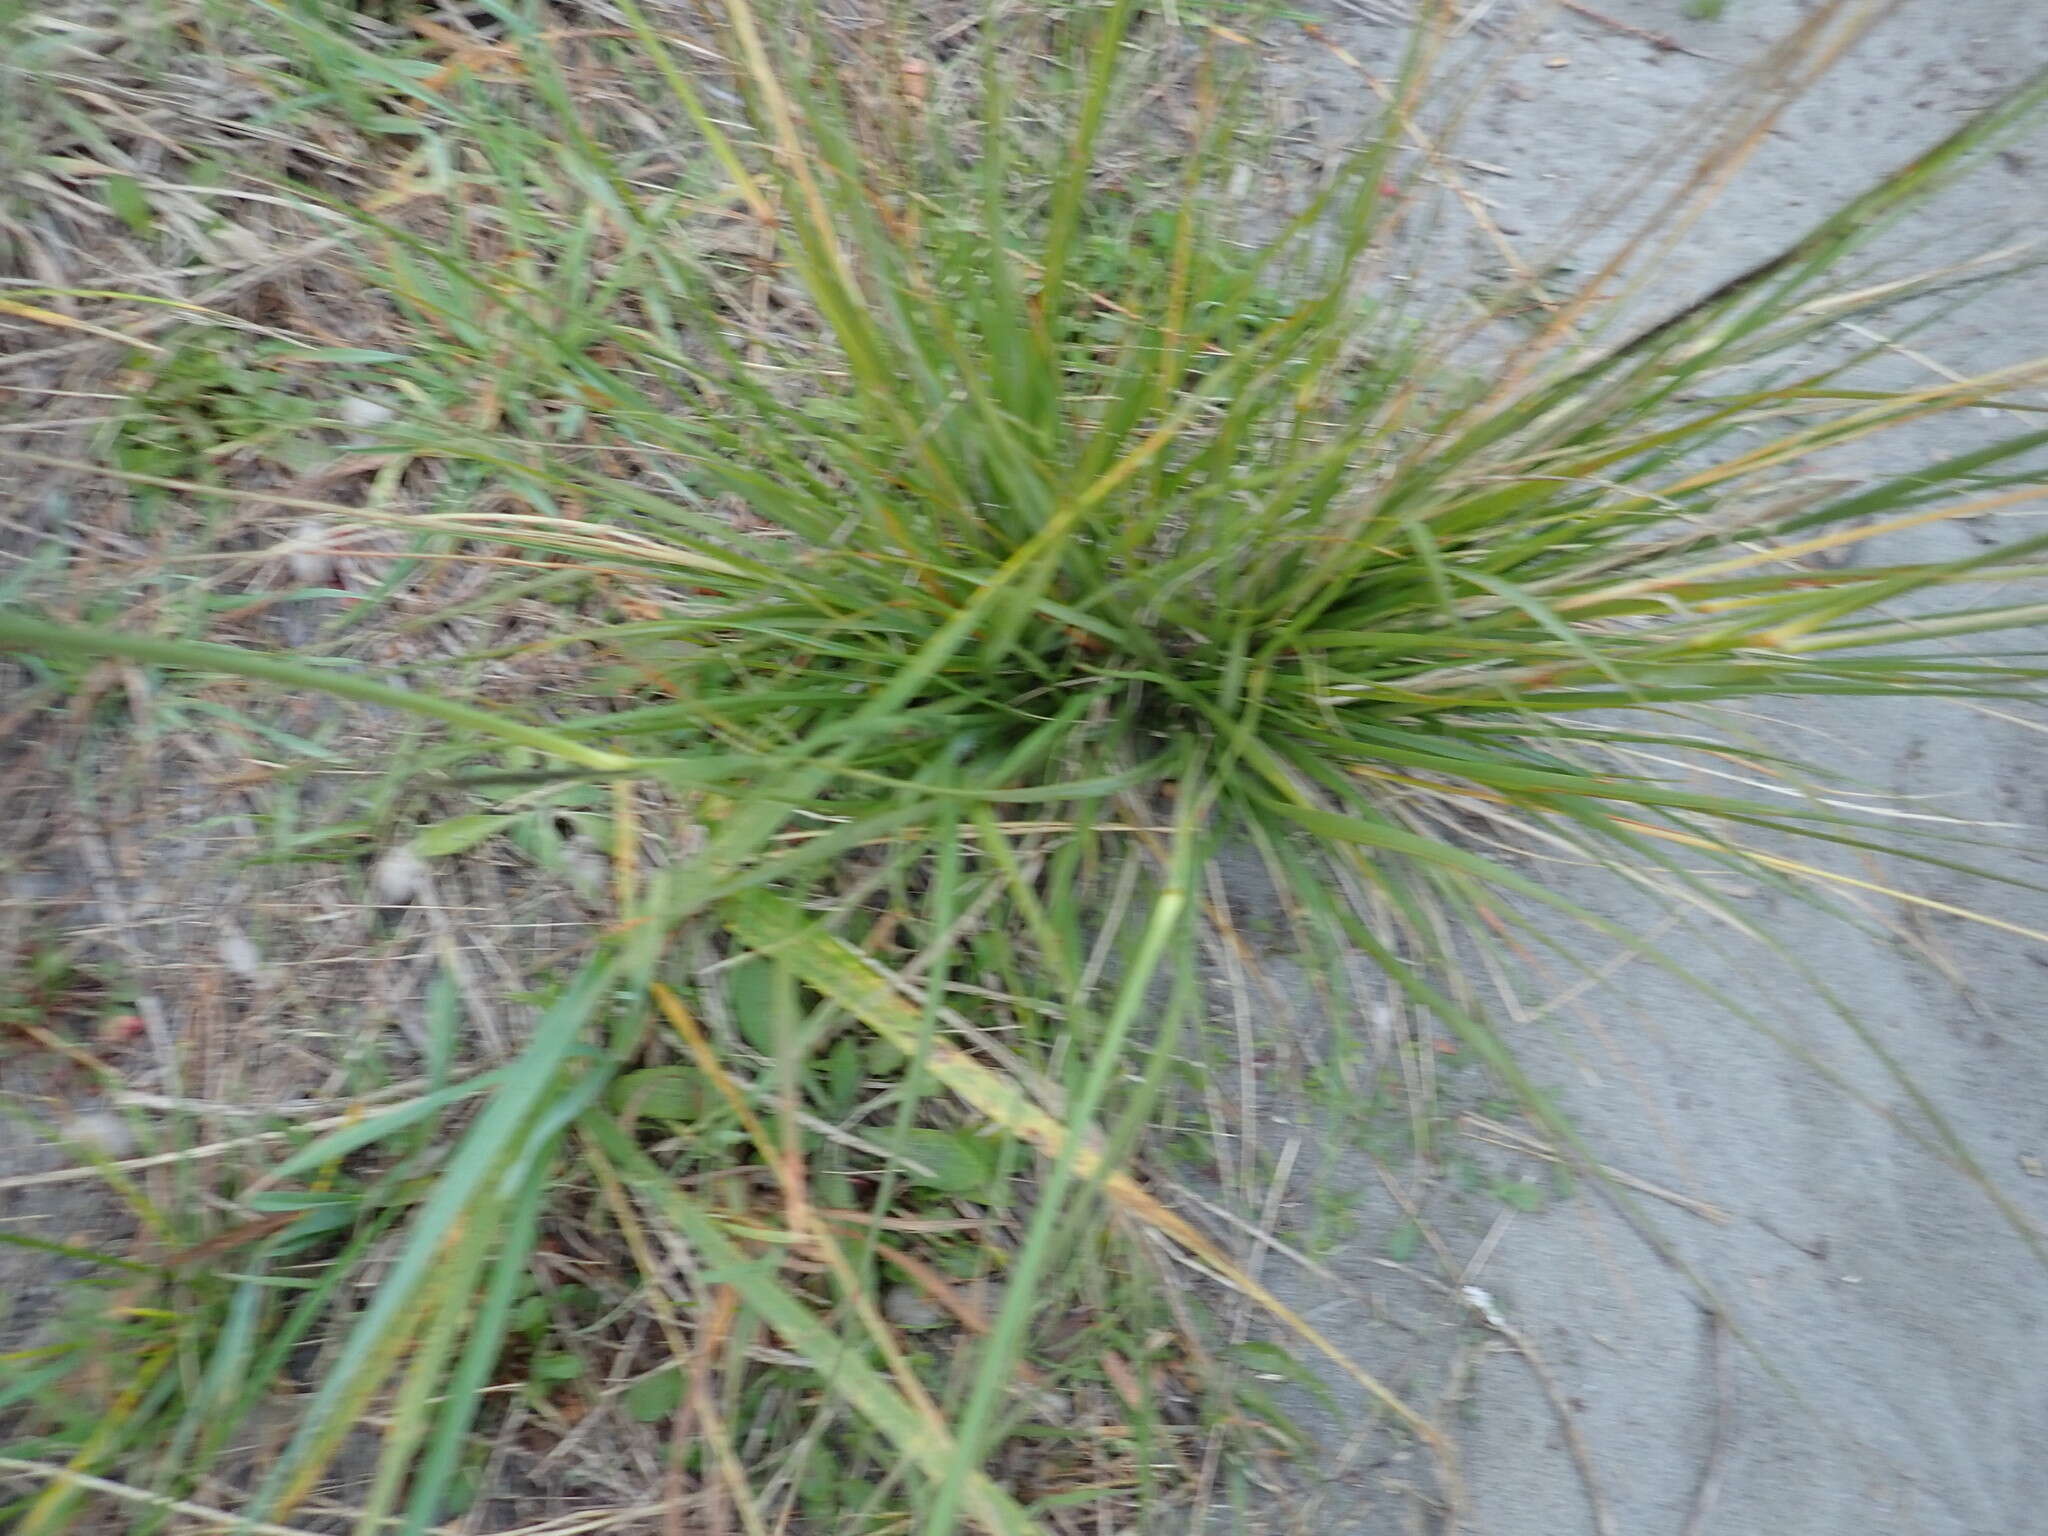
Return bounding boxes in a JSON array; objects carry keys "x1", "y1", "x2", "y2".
[
  {"x1": 725, "y1": 956, "x2": 780, "y2": 1056},
  {"x1": 530, "y1": 1351, "x2": 583, "y2": 1383},
  {"x1": 891, "y1": 1128, "x2": 996, "y2": 1196},
  {"x1": 411, "y1": 815, "x2": 507, "y2": 858},
  {"x1": 624, "y1": 1366, "x2": 684, "y2": 1423},
  {"x1": 104, "y1": 174, "x2": 154, "y2": 235},
  {"x1": 608, "y1": 1066, "x2": 704, "y2": 1126}
]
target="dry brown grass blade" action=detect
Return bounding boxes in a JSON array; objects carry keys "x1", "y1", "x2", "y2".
[
  {"x1": 1617, "y1": 821, "x2": 2048, "y2": 946},
  {"x1": 719, "y1": 890, "x2": 1463, "y2": 1505},
  {"x1": 0, "y1": 449, "x2": 744, "y2": 575},
  {"x1": 0, "y1": 1459, "x2": 329, "y2": 1536},
  {"x1": 648, "y1": 983, "x2": 969, "y2": 1446},
  {"x1": 582, "y1": 1144, "x2": 769, "y2": 1536}
]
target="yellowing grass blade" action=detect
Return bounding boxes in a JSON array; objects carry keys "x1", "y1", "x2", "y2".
[
  {"x1": 0, "y1": 615, "x2": 638, "y2": 774},
  {"x1": 577, "y1": 1115, "x2": 1042, "y2": 1536},
  {"x1": 0, "y1": 297, "x2": 165, "y2": 352},
  {"x1": 1620, "y1": 821, "x2": 2048, "y2": 946},
  {"x1": 720, "y1": 889, "x2": 1459, "y2": 1494}
]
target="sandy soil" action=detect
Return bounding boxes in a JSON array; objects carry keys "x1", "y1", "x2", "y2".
[{"x1": 1251, "y1": 3, "x2": 2048, "y2": 1532}]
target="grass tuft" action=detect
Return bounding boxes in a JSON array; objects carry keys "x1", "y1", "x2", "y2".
[{"x1": 3, "y1": 0, "x2": 2046, "y2": 1530}]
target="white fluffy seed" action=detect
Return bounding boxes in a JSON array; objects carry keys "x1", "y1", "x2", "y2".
[
  {"x1": 1016, "y1": 1387, "x2": 1069, "y2": 1424},
  {"x1": 563, "y1": 841, "x2": 611, "y2": 902},
  {"x1": 374, "y1": 846, "x2": 429, "y2": 903},
  {"x1": 219, "y1": 931, "x2": 264, "y2": 978},
  {"x1": 338, "y1": 395, "x2": 395, "y2": 429},
  {"x1": 62, "y1": 1110, "x2": 137, "y2": 1159},
  {"x1": 285, "y1": 519, "x2": 336, "y2": 586}
]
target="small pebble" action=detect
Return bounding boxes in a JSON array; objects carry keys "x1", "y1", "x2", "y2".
[
  {"x1": 1014, "y1": 1386, "x2": 1069, "y2": 1424},
  {"x1": 882, "y1": 1285, "x2": 947, "y2": 1331}
]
